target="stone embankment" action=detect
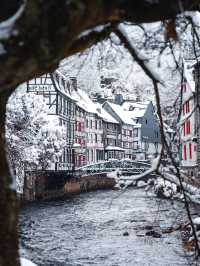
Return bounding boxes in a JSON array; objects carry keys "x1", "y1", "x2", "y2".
[{"x1": 23, "y1": 171, "x2": 116, "y2": 201}]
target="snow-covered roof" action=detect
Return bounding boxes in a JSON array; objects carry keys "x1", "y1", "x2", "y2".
[
  {"x1": 105, "y1": 102, "x2": 136, "y2": 126},
  {"x1": 95, "y1": 103, "x2": 119, "y2": 124},
  {"x1": 71, "y1": 89, "x2": 118, "y2": 123},
  {"x1": 71, "y1": 89, "x2": 96, "y2": 113},
  {"x1": 129, "y1": 108, "x2": 146, "y2": 118},
  {"x1": 105, "y1": 146, "x2": 125, "y2": 151},
  {"x1": 122, "y1": 101, "x2": 148, "y2": 119},
  {"x1": 53, "y1": 72, "x2": 77, "y2": 101},
  {"x1": 122, "y1": 101, "x2": 148, "y2": 111}
]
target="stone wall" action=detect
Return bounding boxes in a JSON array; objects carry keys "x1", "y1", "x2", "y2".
[{"x1": 23, "y1": 171, "x2": 116, "y2": 201}]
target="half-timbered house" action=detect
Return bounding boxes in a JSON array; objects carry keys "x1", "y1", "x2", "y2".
[{"x1": 27, "y1": 71, "x2": 76, "y2": 171}]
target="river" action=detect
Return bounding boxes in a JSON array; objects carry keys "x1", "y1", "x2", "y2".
[{"x1": 19, "y1": 188, "x2": 191, "y2": 266}]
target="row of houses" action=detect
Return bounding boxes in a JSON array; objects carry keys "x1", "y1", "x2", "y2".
[{"x1": 27, "y1": 70, "x2": 161, "y2": 171}]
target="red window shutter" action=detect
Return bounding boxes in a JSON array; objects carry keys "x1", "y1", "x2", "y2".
[
  {"x1": 184, "y1": 145, "x2": 187, "y2": 160},
  {"x1": 189, "y1": 143, "x2": 192, "y2": 159}
]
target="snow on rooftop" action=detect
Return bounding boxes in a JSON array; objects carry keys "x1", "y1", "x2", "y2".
[
  {"x1": 122, "y1": 101, "x2": 148, "y2": 119},
  {"x1": 71, "y1": 89, "x2": 99, "y2": 113},
  {"x1": 105, "y1": 102, "x2": 136, "y2": 126},
  {"x1": 105, "y1": 145, "x2": 125, "y2": 151},
  {"x1": 122, "y1": 101, "x2": 148, "y2": 111},
  {"x1": 95, "y1": 103, "x2": 119, "y2": 124},
  {"x1": 52, "y1": 72, "x2": 77, "y2": 101},
  {"x1": 71, "y1": 88, "x2": 118, "y2": 123}
]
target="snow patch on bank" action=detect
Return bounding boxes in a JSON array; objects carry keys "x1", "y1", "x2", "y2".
[{"x1": 20, "y1": 258, "x2": 37, "y2": 266}]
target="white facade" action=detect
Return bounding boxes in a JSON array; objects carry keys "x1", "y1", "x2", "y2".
[
  {"x1": 85, "y1": 113, "x2": 104, "y2": 164},
  {"x1": 180, "y1": 62, "x2": 198, "y2": 177}
]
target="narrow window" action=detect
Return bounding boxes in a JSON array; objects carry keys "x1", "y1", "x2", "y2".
[
  {"x1": 186, "y1": 120, "x2": 190, "y2": 134},
  {"x1": 183, "y1": 122, "x2": 186, "y2": 136},
  {"x1": 189, "y1": 143, "x2": 192, "y2": 159},
  {"x1": 184, "y1": 145, "x2": 187, "y2": 160}
]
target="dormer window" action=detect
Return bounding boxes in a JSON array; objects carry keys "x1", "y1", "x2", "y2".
[{"x1": 129, "y1": 105, "x2": 134, "y2": 111}]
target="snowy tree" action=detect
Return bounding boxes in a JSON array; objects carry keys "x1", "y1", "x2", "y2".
[
  {"x1": 6, "y1": 84, "x2": 66, "y2": 193},
  {"x1": 0, "y1": 1, "x2": 200, "y2": 266}
]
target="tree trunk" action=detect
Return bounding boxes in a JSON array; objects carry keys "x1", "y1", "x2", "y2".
[{"x1": 0, "y1": 89, "x2": 20, "y2": 266}]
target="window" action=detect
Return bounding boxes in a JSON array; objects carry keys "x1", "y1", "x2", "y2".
[
  {"x1": 186, "y1": 120, "x2": 191, "y2": 134},
  {"x1": 184, "y1": 144, "x2": 187, "y2": 160},
  {"x1": 59, "y1": 95, "x2": 62, "y2": 113},
  {"x1": 95, "y1": 120, "x2": 97, "y2": 129},
  {"x1": 183, "y1": 122, "x2": 186, "y2": 136},
  {"x1": 133, "y1": 129, "x2": 138, "y2": 137},
  {"x1": 77, "y1": 122, "x2": 81, "y2": 132},
  {"x1": 133, "y1": 141, "x2": 138, "y2": 150},
  {"x1": 130, "y1": 130, "x2": 132, "y2": 137},
  {"x1": 182, "y1": 83, "x2": 186, "y2": 93},
  {"x1": 187, "y1": 101, "x2": 190, "y2": 113},
  {"x1": 61, "y1": 78, "x2": 65, "y2": 90},
  {"x1": 95, "y1": 134, "x2": 97, "y2": 143},
  {"x1": 86, "y1": 119, "x2": 88, "y2": 128},
  {"x1": 63, "y1": 99, "x2": 66, "y2": 114},
  {"x1": 90, "y1": 120, "x2": 93, "y2": 129},
  {"x1": 189, "y1": 143, "x2": 192, "y2": 159}
]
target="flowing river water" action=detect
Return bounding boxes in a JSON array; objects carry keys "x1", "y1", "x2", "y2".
[{"x1": 19, "y1": 188, "x2": 192, "y2": 266}]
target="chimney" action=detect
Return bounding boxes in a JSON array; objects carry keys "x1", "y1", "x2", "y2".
[{"x1": 115, "y1": 94, "x2": 123, "y2": 105}]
